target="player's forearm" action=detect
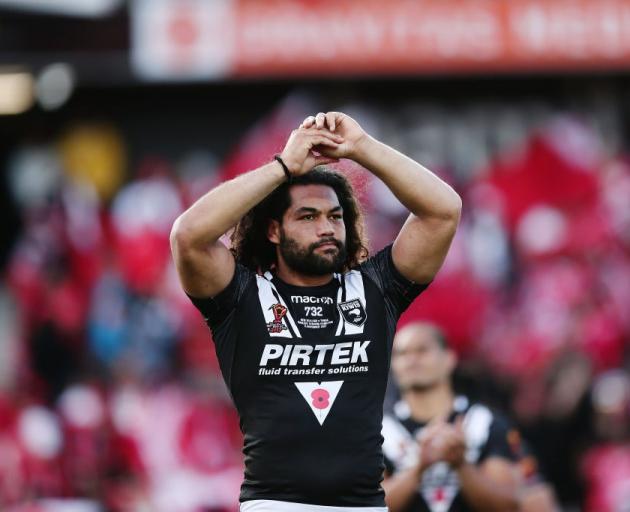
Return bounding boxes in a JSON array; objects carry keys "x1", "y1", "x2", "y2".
[
  {"x1": 457, "y1": 463, "x2": 520, "y2": 512},
  {"x1": 352, "y1": 135, "x2": 462, "y2": 220},
  {"x1": 382, "y1": 467, "x2": 424, "y2": 512},
  {"x1": 171, "y1": 161, "x2": 286, "y2": 247}
]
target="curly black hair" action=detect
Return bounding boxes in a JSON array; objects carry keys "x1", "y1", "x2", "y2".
[{"x1": 230, "y1": 167, "x2": 369, "y2": 273}]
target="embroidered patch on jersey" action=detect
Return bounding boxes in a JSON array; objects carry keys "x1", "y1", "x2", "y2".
[
  {"x1": 267, "y1": 303, "x2": 288, "y2": 333},
  {"x1": 335, "y1": 270, "x2": 367, "y2": 336},
  {"x1": 295, "y1": 381, "x2": 343, "y2": 426},
  {"x1": 256, "y1": 274, "x2": 302, "y2": 339},
  {"x1": 338, "y1": 298, "x2": 367, "y2": 327}
]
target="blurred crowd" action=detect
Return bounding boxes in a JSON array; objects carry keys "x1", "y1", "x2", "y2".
[{"x1": 0, "y1": 90, "x2": 629, "y2": 511}]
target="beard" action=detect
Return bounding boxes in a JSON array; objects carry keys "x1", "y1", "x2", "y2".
[{"x1": 279, "y1": 230, "x2": 347, "y2": 276}]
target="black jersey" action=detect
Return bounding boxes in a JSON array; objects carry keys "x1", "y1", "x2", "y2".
[
  {"x1": 188, "y1": 244, "x2": 428, "y2": 507},
  {"x1": 382, "y1": 397, "x2": 518, "y2": 512}
]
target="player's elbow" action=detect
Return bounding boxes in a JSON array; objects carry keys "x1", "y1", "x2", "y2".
[
  {"x1": 445, "y1": 190, "x2": 462, "y2": 222},
  {"x1": 170, "y1": 216, "x2": 185, "y2": 250},
  {"x1": 434, "y1": 193, "x2": 461, "y2": 235},
  {"x1": 429, "y1": 189, "x2": 462, "y2": 224},
  {"x1": 170, "y1": 215, "x2": 200, "y2": 255}
]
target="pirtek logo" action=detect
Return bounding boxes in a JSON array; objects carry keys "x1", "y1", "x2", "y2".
[
  {"x1": 260, "y1": 341, "x2": 371, "y2": 366},
  {"x1": 291, "y1": 295, "x2": 334, "y2": 305}
]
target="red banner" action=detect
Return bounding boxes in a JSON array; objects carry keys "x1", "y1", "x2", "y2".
[{"x1": 131, "y1": 0, "x2": 630, "y2": 80}]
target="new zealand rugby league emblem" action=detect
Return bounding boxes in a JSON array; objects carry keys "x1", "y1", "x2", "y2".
[
  {"x1": 267, "y1": 303, "x2": 288, "y2": 333},
  {"x1": 338, "y1": 299, "x2": 367, "y2": 326}
]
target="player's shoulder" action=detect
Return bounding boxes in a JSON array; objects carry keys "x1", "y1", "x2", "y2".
[
  {"x1": 354, "y1": 243, "x2": 393, "y2": 271},
  {"x1": 459, "y1": 397, "x2": 521, "y2": 462},
  {"x1": 383, "y1": 399, "x2": 411, "y2": 427},
  {"x1": 230, "y1": 261, "x2": 258, "y2": 292},
  {"x1": 459, "y1": 396, "x2": 510, "y2": 432},
  {"x1": 458, "y1": 395, "x2": 509, "y2": 421},
  {"x1": 382, "y1": 400, "x2": 414, "y2": 435},
  {"x1": 352, "y1": 243, "x2": 394, "y2": 292}
]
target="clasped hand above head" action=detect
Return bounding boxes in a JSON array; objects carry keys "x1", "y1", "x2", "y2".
[{"x1": 279, "y1": 111, "x2": 371, "y2": 176}]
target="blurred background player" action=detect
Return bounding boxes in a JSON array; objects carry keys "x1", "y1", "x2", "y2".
[{"x1": 382, "y1": 322, "x2": 559, "y2": 512}]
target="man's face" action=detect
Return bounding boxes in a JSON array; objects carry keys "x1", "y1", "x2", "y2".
[
  {"x1": 269, "y1": 184, "x2": 347, "y2": 276},
  {"x1": 391, "y1": 325, "x2": 455, "y2": 392}
]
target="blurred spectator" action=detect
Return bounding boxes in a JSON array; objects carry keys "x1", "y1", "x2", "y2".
[{"x1": 382, "y1": 322, "x2": 522, "y2": 512}]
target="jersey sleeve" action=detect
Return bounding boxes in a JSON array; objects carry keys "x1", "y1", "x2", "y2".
[
  {"x1": 186, "y1": 263, "x2": 254, "y2": 329},
  {"x1": 359, "y1": 243, "x2": 429, "y2": 318},
  {"x1": 186, "y1": 264, "x2": 254, "y2": 389},
  {"x1": 478, "y1": 413, "x2": 520, "y2": 463}
]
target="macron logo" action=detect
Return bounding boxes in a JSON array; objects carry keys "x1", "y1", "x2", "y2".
[{"x1": 291, "y1": 296, "x2": 334, "y2": 305}]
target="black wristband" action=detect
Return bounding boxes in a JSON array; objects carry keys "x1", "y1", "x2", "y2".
[{"x1": 274, "y1": 154, "x2": 292, "y2": 183}]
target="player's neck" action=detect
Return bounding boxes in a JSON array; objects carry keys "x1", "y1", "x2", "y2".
[
  {"x1": 403, "y1": 385, "x2": 454, "y2": 423},
  {"x1": 274, "y1": 262, "x2": 334, "y2": 287}
]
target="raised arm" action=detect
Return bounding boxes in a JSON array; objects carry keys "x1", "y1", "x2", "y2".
[
  {"x1": 303, "y1": 112, "x2": 462, "y2": 284},
  {"x1": 170, "y1": 127, "x2": 342, "y2": 298}
]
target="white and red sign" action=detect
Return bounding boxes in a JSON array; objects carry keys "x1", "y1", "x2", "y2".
[
  {"x1": 131, "y1": 0, "x2": 630, "y2": 79},
  {"x1": 131, "y1": 0, "x2": 235, "y2": 80}
]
